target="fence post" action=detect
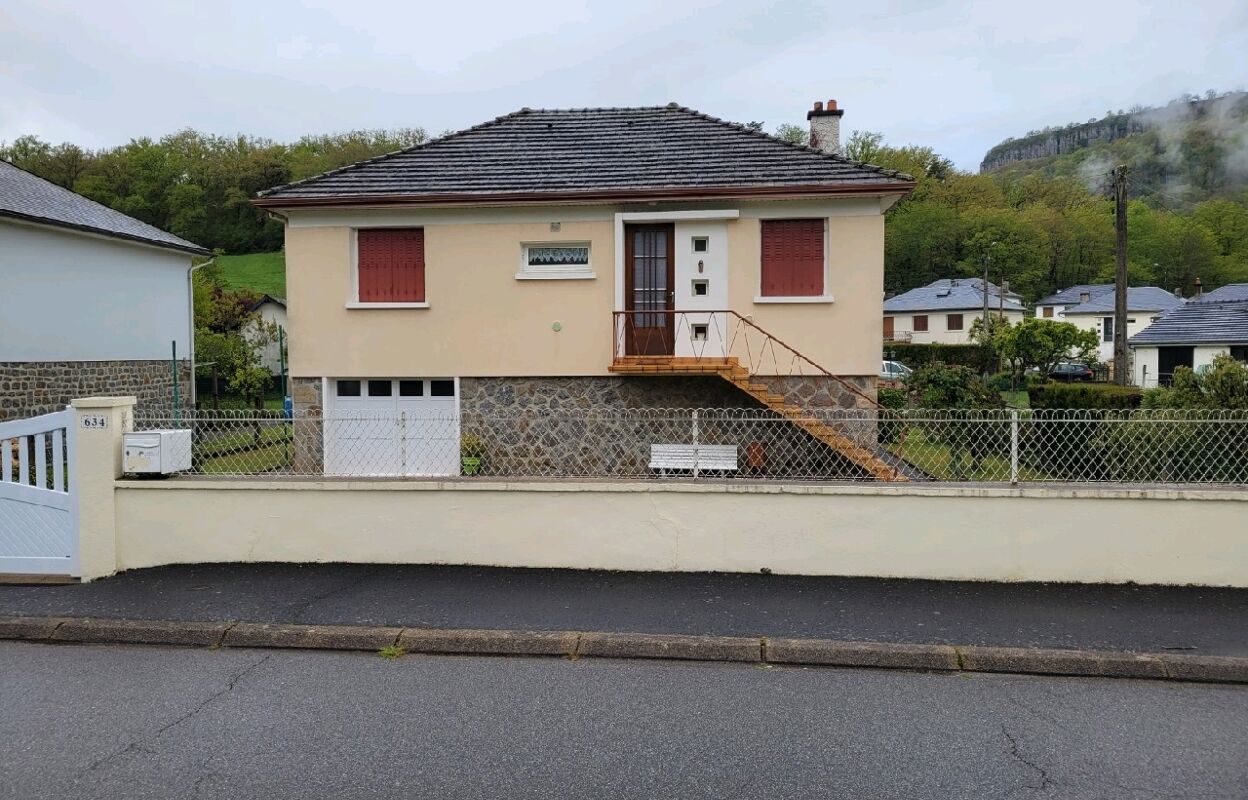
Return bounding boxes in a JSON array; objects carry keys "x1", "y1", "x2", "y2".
[
  {"x1": 70, "y1": 396, "x2": 135, "y2": 581},
  {"x1": 1009, "y1": 409, "x2": 1020, "y2": 485},
  {"x1": 691, "y1": 409, "x2": 700, "y2": 480}
]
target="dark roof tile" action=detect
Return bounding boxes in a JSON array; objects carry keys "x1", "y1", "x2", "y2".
[
  {"x1": 0, "y1": 160, "x2": 209, "y2": 255},
  {"x1": 258, "y1": 105, "x2": 913, "y2": 202}
]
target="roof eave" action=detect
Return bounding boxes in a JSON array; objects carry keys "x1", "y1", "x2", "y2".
[
  {"x1": 0, "y1": 209, "x2": 211, "y2": 257},
  {"x1": 251, "y1": 181, "x2": 917, "y2": 210}
]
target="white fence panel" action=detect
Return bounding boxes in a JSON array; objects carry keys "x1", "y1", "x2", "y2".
[{"x1": 0, "y1": 409, "x2": 77, "y2": 577}]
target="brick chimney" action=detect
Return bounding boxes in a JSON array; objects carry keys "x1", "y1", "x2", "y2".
[{"x1": 807, "y1": 99, "x2": 844, "y2": 155}]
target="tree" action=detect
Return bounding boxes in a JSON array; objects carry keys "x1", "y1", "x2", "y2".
[
  {"x1": 996, "y1": 318, "x2": 1100, "y2": 379},
  {"x1": 773, "y1": 124, "x2": 808, "y2": 146}
]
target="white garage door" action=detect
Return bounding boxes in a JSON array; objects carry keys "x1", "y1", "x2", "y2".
[{"x1": 325, "y1": 378, "x2": 459, "y2": 477}]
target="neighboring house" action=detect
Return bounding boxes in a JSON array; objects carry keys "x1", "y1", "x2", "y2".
[
  {"x1": 0, "y1": 160, "x2": 210, "y2": 420},
  {"x1": 244, "y1": 294, "x2": 287, "y2": 375},
  {"x1": 1130, "y1": 291, "x2": 1248, "y2": 386},
  {"x1": 883, "y1": 278, "x2": 1026, "y2": 345},
  {"x1": 1058, "y1": 286, "x2": 1185, "y2": 363},
  {"x1": 1199, "y1": 283, "x2": 1248, "y2": 302},
  {"x1": 252, "y1": 102, "x2": 915, "y2": 478},
  {"x1": 1034, "y1": 284, "x2": 1113, "y2": 319}
]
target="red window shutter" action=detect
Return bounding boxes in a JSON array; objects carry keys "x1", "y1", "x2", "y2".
[
  {"x1": 357, "y1": 228, "x2": 425, "y2": 302},
  {"x1": 761, "y1": 219, "x2": 824, "y2": 297}
]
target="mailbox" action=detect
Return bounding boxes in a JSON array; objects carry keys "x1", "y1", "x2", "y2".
[{"x1": 123, "y1": 430, "x2": 192, "y2": 475}]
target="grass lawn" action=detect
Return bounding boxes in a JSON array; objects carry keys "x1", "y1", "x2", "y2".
[
  {"x1": 217, "y1": 252, "x2": 286, "y2": 297},
  {"x1": 885, "y1": 427, "x2": 1050, "y2": 482},
  {"x1": 1000, "y1": 390, "x2": 1030, "y2": 409}
]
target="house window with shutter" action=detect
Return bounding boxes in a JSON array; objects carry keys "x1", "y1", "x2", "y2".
[
  {"x1": 760, "y1": 219, "x2": 825, "y2": 298},
  {"x1": 913, "y1": 315, "x2": 929, "y2": 332},
  {"x1": 355, "y1": 228, "x2": 426, "y2": 305}
]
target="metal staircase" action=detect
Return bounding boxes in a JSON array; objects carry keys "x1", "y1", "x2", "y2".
[{"x1": 610, "y1": 311, "x2": 908, "y2": 481}]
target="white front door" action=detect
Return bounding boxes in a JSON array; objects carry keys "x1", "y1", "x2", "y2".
[{"x1": 325, "y1": 378, "x2": 459, "y2": 477}]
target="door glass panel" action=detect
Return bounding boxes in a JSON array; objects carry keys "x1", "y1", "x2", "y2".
[
  {"x1": 368, "y1": 380, "x2": 393, "y2": 397},
  {"x1": 336, "y1": 380, "x2": 361, "y2": 397},
  {"x1": 633, "y1": 230, "x2": 669, "y2": 327},
  {"x1": 430, "y1": 380, "x2": 455, "y2": 397},
  {"x1": 399, "y1": 380, "x2": 423, "y2": 397}
]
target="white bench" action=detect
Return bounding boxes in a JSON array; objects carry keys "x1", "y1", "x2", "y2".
[{"x1": 649, "y1": 444, "x2": 738, "y2": 475}]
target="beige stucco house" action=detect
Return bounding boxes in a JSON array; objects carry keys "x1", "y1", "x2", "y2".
[{"x1": 253, "y1": 102, "x2": 914, "y2": 478}]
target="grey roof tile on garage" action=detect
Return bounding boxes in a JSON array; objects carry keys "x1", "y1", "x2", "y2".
[
  {"x1": 0, "y1": 160, "x2": 209, "y2": 255},
  {"x1": 256, "y1": 105, "x2": 914, "y2": 203},
  {"x1": 1060, "y1": 286, "x2": 1185, "y2": 315},
  {"x1": 884, "y1": 278, "x2": 1026, "y2": 313},
  {"x1": 1129, "y1": 299, "x2": 1248, "y2": 346}
]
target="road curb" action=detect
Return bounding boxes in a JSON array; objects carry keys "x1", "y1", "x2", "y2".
[{"x1": 2, "y1": 614, "x2": 1246, "y2": 683}]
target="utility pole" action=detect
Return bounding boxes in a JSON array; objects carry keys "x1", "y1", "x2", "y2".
[
  {"x1": 1113, "y1": 166, "x2": 1129, "y2": 386},
  {"x1": 982, "y1": 241, "x2": 997, "y2": 332}
]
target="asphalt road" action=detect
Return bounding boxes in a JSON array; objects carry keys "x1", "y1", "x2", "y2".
[
  {"x1": 3, "y1": 640, "x2": 1246, "y2": 799},
  {"x1": 2, "y1": 563, "x2": 1247, "y2": 654}
]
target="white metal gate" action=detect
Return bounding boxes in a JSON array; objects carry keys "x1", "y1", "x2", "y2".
[{"x1": 0, "y1": 409, "x2": 77, "y2": 577}]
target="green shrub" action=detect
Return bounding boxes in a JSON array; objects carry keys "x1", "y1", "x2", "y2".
[
  {"x1": 1028, "y1": 382, "x2": 1143, "y2": 409},
  {"x1": 876, "y1": 387, "x2": 906, "y2": 444},
  {"x1": 986, "y1": 372, "x2": 1021, "y2": 392},
  {"x1": 881, "y1": 343, "x2": 997, "y2": 374}
]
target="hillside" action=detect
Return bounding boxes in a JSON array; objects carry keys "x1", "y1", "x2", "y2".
[
  {"x1": 981, "y1": 92, "x2": 1248, "y2": 206},
  {"x1": 217, "y1": 252, "x2": 285, "y2": 298}
]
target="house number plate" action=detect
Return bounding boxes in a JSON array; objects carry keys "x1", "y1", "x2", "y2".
[{"x1": 80, "y1": 414, "x2": 109, "y2": 429}]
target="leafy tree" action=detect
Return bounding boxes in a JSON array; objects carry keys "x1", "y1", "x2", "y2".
[
  {"x1": 773, "y1": 124, "x2": 808, "y2": 146},
  {"x1": 996, "y1": 318, "x2": 1100, "y2": 380}
]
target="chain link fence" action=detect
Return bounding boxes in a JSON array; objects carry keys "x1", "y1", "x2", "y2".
[{"x1": 130, "y1": 408, "x2": 1248, "y2": 485}]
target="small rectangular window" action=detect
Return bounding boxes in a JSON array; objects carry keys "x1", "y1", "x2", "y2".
[
  {"x1": 691, "y1": 324, "x2": 708, "y2": 341},
  {"x1": 692, "y1": 237, "x2": 708, "y2": 253},
  {"x1": 399, "y1": 380, "x2": 424, "y2": 397},
  {"x1": 1103, "y1": 317, "x2": 1114, "y2": 343},
  {"x1": 1043, "y1": 306, "x2": 1054, "y2": 318},
  {"x1": 430, "y1": 380, "x2": 455, "y2": 397},
  {"x1": 913, "y1": 315, "x2": 929, "y2": 333},
  {"x1": 368, "y1": 380, "x2": 393, "y2": 397},
  {"x1": 692, "y1": 279, "x2": 709, "y2": 297},
  {"x1": 947, "y1": 313, "x2": 963, "y2": 331},
  {"x1": 519, "y1": 243, "x2": 592, "y2": 278},
  {"x1": 336, "y1": 380, "x2": 361, "y2": 397}
]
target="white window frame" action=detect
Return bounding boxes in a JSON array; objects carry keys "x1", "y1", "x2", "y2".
[
  {"x1": 516, "y1": 242, "x2": 594, "y2": 280},
  {"x1": 753, "y1": 218, "x2": 835, "y2": 304},
  {"x1": 346, "y1": 228, "x2": 431, "y2": 309}
]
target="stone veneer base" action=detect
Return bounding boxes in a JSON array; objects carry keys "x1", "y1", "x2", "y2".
[{"x1": 0, "y1": 360, "x2": 191, "y2": 421}]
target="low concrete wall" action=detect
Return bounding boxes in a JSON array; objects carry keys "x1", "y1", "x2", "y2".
[{"x1": 111, "y1": 480, "x2": 1248, "y2": 587}]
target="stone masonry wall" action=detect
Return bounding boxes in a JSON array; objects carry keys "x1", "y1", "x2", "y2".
[
  {"x1": 293, "y1": 374, "x2": 879, "y2": 479},
  {"x1": 0, "y1": 360, "x2": 191, "y2": 421}
]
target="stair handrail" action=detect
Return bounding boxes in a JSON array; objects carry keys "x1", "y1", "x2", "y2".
[{"x1": 611, "y1": 309, "x2": 881, "y2": 408}]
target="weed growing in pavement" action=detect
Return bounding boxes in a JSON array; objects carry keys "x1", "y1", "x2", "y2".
[{"x1": 378, "y1": 645, "x2": 406, "y2": 660}]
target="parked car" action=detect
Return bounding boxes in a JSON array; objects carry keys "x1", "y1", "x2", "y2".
[
  {"x1": 880, "y1": 360, "x2": 912, "y2": 382},
  {"x1": 1049, "y1": 362, "x2": 1094, "y2": 382}
]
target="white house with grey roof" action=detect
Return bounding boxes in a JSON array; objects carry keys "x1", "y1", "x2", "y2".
[
  {"x1": 1056, "y1": 286, "x2": 1185, "y2": 364},
  {"x1": 1130, "y1": 288, "x2": 1248, "y2": 386},
  {"x1": 883, "y1": 278, "x2": 1025, "y2": 345},
  {"x1": 0, "y1": 160, "x2": 210, "y2": 420}
]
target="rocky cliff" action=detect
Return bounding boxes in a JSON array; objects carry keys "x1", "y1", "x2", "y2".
[{"x1": 980, "y1": 93, "x2": 1247, "y2": 173}]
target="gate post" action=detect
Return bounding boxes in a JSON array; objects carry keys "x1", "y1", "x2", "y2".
[{"x1": 70, "y1": 396, "x2": 135, "y2": 581}]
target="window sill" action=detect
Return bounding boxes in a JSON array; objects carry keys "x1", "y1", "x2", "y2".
[
  {"x1": 345, "y1": 301, "x2": 430, "y2": 309},
  {"x1": 515, "y1": 272, "x2": 596, "y2": 281},
  {"x1": 753, "y1": 295, "x2": 835, "y2": 305}
]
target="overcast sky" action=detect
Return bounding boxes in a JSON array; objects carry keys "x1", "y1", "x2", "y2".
[{"x1": 1, "y1": 0, "x2": 1245, "y2": 171}]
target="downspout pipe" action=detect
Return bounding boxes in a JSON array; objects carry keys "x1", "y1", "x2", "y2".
[{"x1": 186, "y1": 257, "x2": 215, "y2": 409}]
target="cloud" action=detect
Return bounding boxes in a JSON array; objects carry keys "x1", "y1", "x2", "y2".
[{"x1": 0, "y1": 0, "x2": 1245, "y2": 169}]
